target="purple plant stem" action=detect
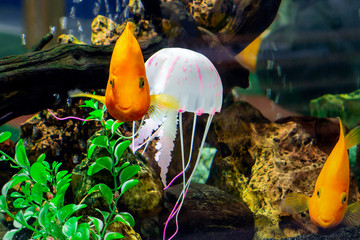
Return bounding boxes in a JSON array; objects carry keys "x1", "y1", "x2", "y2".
[
  {"x1": 163, "y1": 189, "x2": 188, "y2": 240},
  {"x1": 47, "y1": 109, "x2": 90, "y2": 122},
  {"x1": 164, "y1": 171, "x2": 184, "y2": 190}
]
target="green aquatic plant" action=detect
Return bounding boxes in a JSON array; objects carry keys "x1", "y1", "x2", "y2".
[
  {"x1": 0, "y1": 132, "x2": 87, "y2": 239},
  {"x1": 0, "y1": 98, "x2": 140, "y2": 239}
]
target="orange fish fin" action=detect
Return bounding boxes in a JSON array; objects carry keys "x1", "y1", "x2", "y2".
[
  {"x1": 68, "y1": 89, "x2": 106, "y2": 105},
  {"x1": 149, "y1": 94, "x2": 180, "y2": 122},
  {"x1": 343, "y1": 201, "x2": 360, "y2": 226},
  {"x1": 281, "y1": 193, "x2": 310, "y2": 214},
  {"x1": 344, "y1": 124, "x2": 360, "y2": 150}
]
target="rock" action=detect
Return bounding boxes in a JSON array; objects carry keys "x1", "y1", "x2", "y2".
[
  {"x1": 161, "y1": 183, "x2": 254, "y2": 240},
  {"x1": 57, "y1": 34, "x2": 86, "y2": 44},
  {"x1": 189, "y1": 0, "x2": 233, "y2": 32},
  {"x1": 206, "y1": 101, "x2": 359, "y2": 239},
  {"x1": 19, "y1": 100, "x2": 103, "y2": 172},
  {"x1": 309, "y1": 89, "x2": 360, "y2": 129},
  {"x1": 280, "y1": 226, "x2": 360, "y2": 240},
  {"x1": 275, "y1": 116, "x2": 340, "y2": 155},
  {"x1": 91, "y1": 15, "x2": 159, "y2": 45}
]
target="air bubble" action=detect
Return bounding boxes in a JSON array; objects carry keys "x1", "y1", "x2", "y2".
[
  {"x1": 93, "y1": 2, "x2": 100, "y2": 16},
  {"x1": 20, "y1": 34, "x2": 26, "y2": 46},
  {"x1": 59, "y1": 16, "x2": 68, "y2": 30},
  {"x1": 70, "y1": 6, "x2": 76, "y2": 19}
]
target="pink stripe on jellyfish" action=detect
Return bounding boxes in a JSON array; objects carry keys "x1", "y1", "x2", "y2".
[
  {"x1": 147, "y1": 55, "x2": 155, "y2": 67},
  {"x1": 164, "y1": 55, "x2": 180, "y2": 86},
  {"x1": 133, "y1": 47, "x2": 223, "y2": 240},
  {"x1": 195, "y1": 61, "x2": 204, "y2": 94}
]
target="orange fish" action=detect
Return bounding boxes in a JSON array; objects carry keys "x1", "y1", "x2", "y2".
[
  {"x1": 235, "y1": 30, "x2": 269, "y2": 72},
  {"x1": 281, "y1": 118, "x2": 360, "y2": 228},
  {"x1": 69, "y1": 21, "x2": 178, "y2": 122}
]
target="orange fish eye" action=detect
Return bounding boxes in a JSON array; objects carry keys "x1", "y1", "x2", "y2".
[
  {"x1": 341, "y1": 193, "x2": 347, "y2": 204},
  {"x1": 110, "y1": 78, "x2": 115, "y2": 87},
  {"x1": 316, "y1": 189, "x2": 321, "y2": 198},
  {"x1": 139, "y1": 77, "x2": 145, "y2": 89}
]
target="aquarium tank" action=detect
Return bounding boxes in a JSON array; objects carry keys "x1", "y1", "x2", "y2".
[{"x1": 1, "y1": 0, "x2": 360, "y2": 239}]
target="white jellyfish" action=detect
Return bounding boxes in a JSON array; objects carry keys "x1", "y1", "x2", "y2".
[{"x1": 132, "y1": 48, "x2": 223, "y2": 239}]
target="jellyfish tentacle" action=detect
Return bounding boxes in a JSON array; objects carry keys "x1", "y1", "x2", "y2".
[
  {"x1": 164, "y1": 113, "x2": 198, "y2": 190},
  {"x1": 165, "y1": 114, "x2": 214, "y2": 240}
]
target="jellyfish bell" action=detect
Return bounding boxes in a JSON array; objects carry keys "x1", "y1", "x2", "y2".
[
  {"x1": 133, "y1": 47, "x2": 223, "y2": 240},
  {"x1": 146, "y1": 48, "x2": 222, "y2": 115}
]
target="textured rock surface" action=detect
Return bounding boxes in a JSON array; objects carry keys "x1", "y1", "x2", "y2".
[
  {"x1": 20, "y1": 101, "x2": 103, "y2": 171},
  {"x1": 190, "y1": 0, "x2": 233, "y2": 31},
  {"x1": 206, "y1": 101, "x2": 359, "y2": 239},
  {"x1": 91, "y1": 15, "x2": 158, "y2": 46},
  {"x1": 161, "y1": 183, "x2": 254, "y2": 240}
]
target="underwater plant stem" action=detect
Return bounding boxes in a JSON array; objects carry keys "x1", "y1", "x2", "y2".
[
  {"x1": 115, "y1": 116, "x2": 145, "y2": 139},
  {"x1": 0, "y1": 149, "x2": 15, "y2": 163},
  {"x1": 5, "y1": 209, "x2": 44, "y2": 237}
]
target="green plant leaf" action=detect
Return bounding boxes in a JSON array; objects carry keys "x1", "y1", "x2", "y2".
[
  {"x1": 76, "y1": 222, "x2": 90, "y2": 239},
  {"x1": 89, "y1": 109, "x2": 103, "y2": 120},
  {"x1": 114, "y1": 141, "x2": 131, "y2": 162},
  {"x1": 105, "y1": 119, "x2": 115, "y2": 130},
  {"x1": 111, "y1": 121, "x2": 123, "y2": 135},
  {"x1": 56, "y1": 170, "x2": 68, "y2": 183},
  {"x1": 54, "y1": 161, "x2": 62, "y2": 173},
  {"x1": 62, "y1": 216, "x2": 78, "y2": 237},
  {"x1": 36, "y1": 153, "x2": 46, "y2": 163},
  {"x1": 57, "y1": 204, "x2": 87, "y2": 224},
  {"x1": 24, "y1": 205, "x2": 37, "y2": 218},
  {"x1": 88, "y1": 184, "x2": 113, "y2": 206},
  {"x1": 104, "y1": 232, "x2": 124, "y2": 240},
  {"x1": 30, "y1": 162, "x2": 48, "y2": 185},
  {"x1": 0, "y1": 131, "x2": 11, "y2": 143},
  {"x1": 0, "y1": 195, "x2": 7, "y2": 210},
  {"x1": 120, "y1": 179, "x2": 139, "y2": 196},
  {"x1": 120, "y1": 165, "x2": 140, "y2": 185},
  {"x1": 21, "y1": 182, "x2": 31, "y2": 196},
  {"x1": 51, "y1": 182, "x2": 71, "y2": 208},
  {"x1": 88, "y1": 144, "x2": 97, "y2": 159},
  {"x1": 13, "y1": 198, "x2": 29, "y2": 208},
  {"x1": 113, "y1": 212, "x2": 135, "y2": 227},
  {"x1": 2, "y1": 173, "x2": 30, "y2": 197},
  {"x1": 88, "y1": 216, "x2": 103, "y2": 233},
  {"x1": 14, "y1": 210, "x2": 27, "y2": 229},
  {"x1": 92, "y1": 135, "x2": 109, "y2": 148},
  {"x1": 87, "y1": 162, "x2": 105, "y2": 176},
  {"x1": 90, "y1": 231, "x2": 101, "y2": 240},
  {"x1": 31, "y1": 182, "x2": 44, "y2": 205},
  {"x1": 3, "y1": 229, "x2": 21, "y2": 240},
  {"x1": 95, "y1": 208, "x2": 110, "y2": 222},
  {"x1": 38, "y1": 201, "x2": 50, "y2": 229},
  {"x1": 10, "y1": 192, "x2": 23, "y2": 198},
  {"x1": 95, "y1": 157, "x2": 113, "y2": 172},
  {"x1": 15, "y1": 139, "x2": 30, "y2": 170}
]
